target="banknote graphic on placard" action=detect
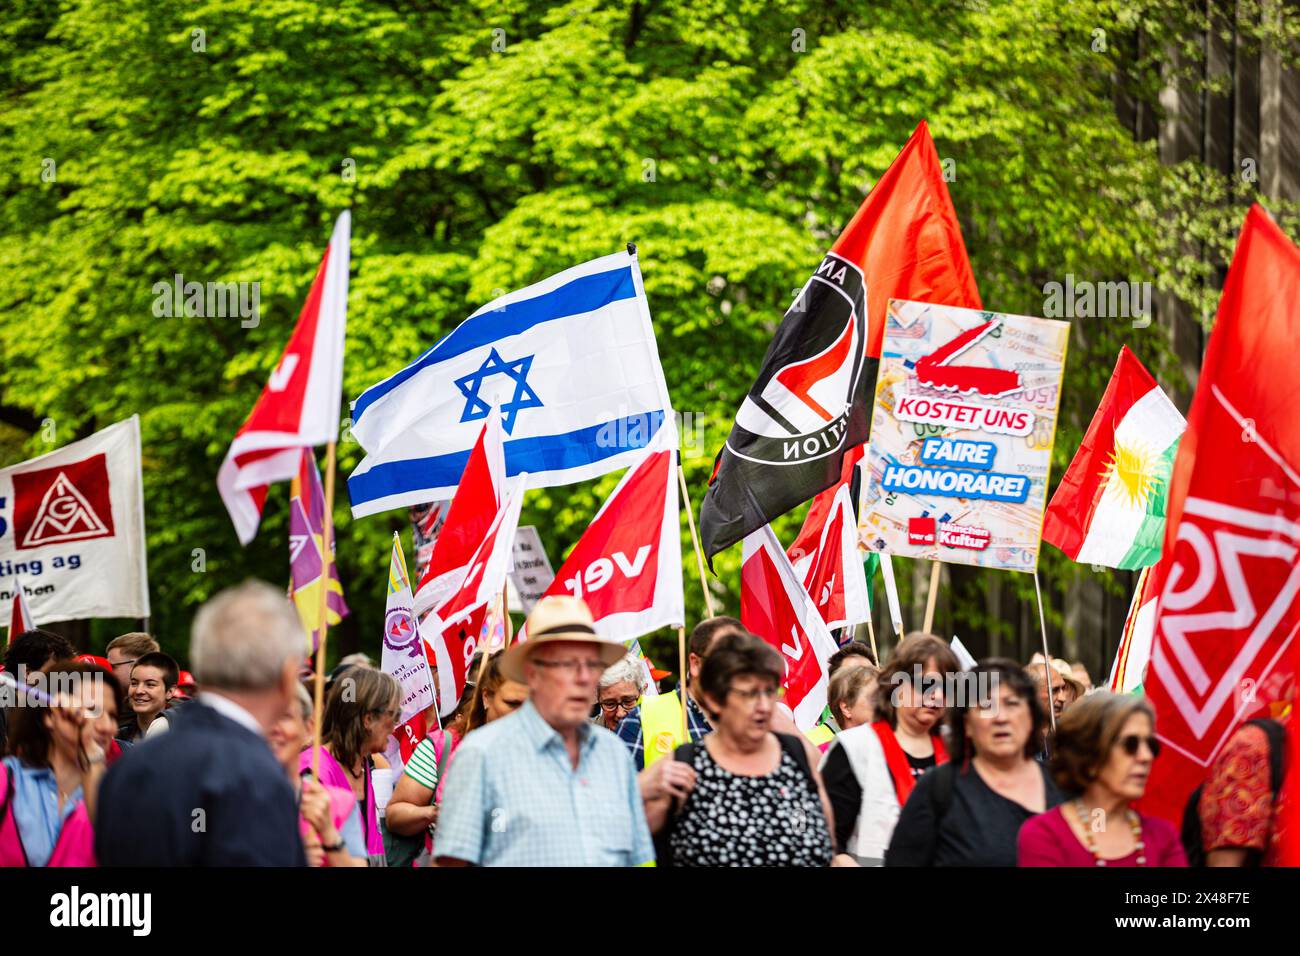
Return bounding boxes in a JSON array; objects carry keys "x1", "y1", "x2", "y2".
[{"x1": 858, "y1": 300, "x2": 1069, "y2": 573}]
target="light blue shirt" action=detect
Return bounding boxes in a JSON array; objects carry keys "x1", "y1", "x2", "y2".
[
  {"x1": 434, "y1": 700, "x2": 654, "y2": 867},
  {"x1": 339, "y1": 803, "x2": 366, "y2": 857},
  {"x1": 2, "y1": 756, "x2": 82, "y2": 867}
]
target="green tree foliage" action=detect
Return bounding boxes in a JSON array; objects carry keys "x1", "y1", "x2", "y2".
[{"x1": 0, "y1": 0, "x2": 1293, "y2": 668}]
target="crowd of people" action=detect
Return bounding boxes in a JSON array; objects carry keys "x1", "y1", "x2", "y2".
[{"x1": 0, "y1": 580, "x2": 1287, "y2": 867}]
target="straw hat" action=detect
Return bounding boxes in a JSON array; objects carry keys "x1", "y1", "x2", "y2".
[
  {"x1": 499, "y1": 595, "x2": 626, "y2": 682},
  {"x1": 1042, "y1": 656, "x2": 1086, "y2": 697}
]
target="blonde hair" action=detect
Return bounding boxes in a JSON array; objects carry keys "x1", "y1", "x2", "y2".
[
  {"x1": 107, "y1": 631, "x2": 159, "y2": 658},
  {"x1": 828, "y1": 662, "x2": 879, "y2": 726}
]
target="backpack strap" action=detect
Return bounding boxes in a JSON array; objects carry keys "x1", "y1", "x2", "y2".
[
  {"x1": 774, "y1": 733, "x2": 820, "y2": 799},
  {"x1": 927, "y1": 761, "x2": 959, "y2": 826},
  {"x1": 652, "y1": 741, "x2": 700, "y2": 868}
]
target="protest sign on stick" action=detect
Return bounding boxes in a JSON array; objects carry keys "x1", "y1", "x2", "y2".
[{"x1": 860, "y1": 299, "x2": 1068, "y2": 655}]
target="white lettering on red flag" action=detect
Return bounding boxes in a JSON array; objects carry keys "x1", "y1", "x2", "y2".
[
  {"x1": 217, "y1": 212, "x2": 350, "y2": 544},
  {"x1": 532, "y1": 429, "x2": 683, "y2": 641},
  {"x1": 1143, "y1": 205, "x2": 1300, "y2": 824},
  {"x1": 742, "y1": 524, "x2": 839, "y2": 729}
]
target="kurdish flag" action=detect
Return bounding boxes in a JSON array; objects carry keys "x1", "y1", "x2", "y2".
[{"x1": 1042, "y1": 347, "x2": 1185, "y2": 569}]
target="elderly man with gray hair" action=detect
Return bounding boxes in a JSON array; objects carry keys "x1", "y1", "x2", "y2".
[
  {"x1": 594, "y1": 654, "x2": 647, "y2": 732},
  {"x1": 95, "y1": 581, "x2": 308, "y2": 866}
]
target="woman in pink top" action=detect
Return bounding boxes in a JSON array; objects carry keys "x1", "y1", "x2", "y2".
[
  {"x1": 1018, "y1": 692, "x2": 1186, "y2": 867},
  {"x1": 0, "y1": 659, "x2": 118, "y2": 867},
  {"x1": 298, "y1": 667, "x2": 401, "y2": 866}
]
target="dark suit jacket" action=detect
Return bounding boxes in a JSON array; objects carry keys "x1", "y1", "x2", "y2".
[{"x1": 95, "y1": 699, "x2": 306, "y2": 866}]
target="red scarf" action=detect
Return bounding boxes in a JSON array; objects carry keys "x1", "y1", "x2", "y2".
[{"x1": 871, "y1": 720, "x2": 948, "y2": 805}]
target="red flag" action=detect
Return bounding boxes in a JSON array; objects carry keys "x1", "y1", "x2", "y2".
[
  {"x1": 829, "y1": 120, "x2": 981, "y2": 360},
  {"x1": 532, "y1": 433, "x2": 683, "y2": 641},
  {"x1": 413, "y1": 409, "x2": 505, "y2": 616},
  {"x1": 8, "y1": 581, "x2": 33, "y2": 640},
  {"x1": 428, "y1": 481, "x2": 524, "y2": 715},
  {"x1": 217, "y1": 213, "x2": 350, "y2": 544},
  {"x1": 741, "y1": 524, "x2": 840, "y2": 729},
  {"x1": 1142, "y1": 205, "x2": 1300, "y2": 824},
  {"x1": 1280, "y1": 634, "x2": 1299, "y2": 867},
  {"x1": 787, "y1": 446, "x2": 869, "y2": 631}
]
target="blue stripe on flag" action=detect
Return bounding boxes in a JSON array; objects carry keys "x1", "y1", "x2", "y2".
[
  {"x1": 347, "y1": 411, "x2": 665, "y2": 507},
  {"x1": 353, "y1": 266, "x2": 637, "y2": 425}
]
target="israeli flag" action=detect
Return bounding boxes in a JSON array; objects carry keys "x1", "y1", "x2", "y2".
[{"x1": 348, "y1": 251, "x2": 676, "y2": 517}]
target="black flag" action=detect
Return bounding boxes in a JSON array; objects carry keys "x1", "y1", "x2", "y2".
[{"x1": 699, "y1": 253, "x2": 875, "y2": 566}]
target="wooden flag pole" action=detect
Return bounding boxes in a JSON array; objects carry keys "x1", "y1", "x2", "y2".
[
  {"x1": 1033, "y1": 570, "x2": 1057, "y2": 737},
  {"x1": 677, "y1": 464, "x2": 716, "y2": 618},
  {"x1": 865, "y1": 613, "x2": 880, "y2": 665},
  {"x1": 502, "y1": 580, "x2": 514, "y2": 646},
  {"x1": 676, "y1": 624, "x2": 689, "y2": 745},
  {"x1": 310, "y1": 440, "x2": 338, "y2": 780},
  {"x1": 922, "y1": 560, "x2": 941, "y2": 634}
]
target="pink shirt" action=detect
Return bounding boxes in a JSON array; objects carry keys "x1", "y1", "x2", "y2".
[{"x1": 1018, "y1": 805, "x2": 1188, "y2": 866}]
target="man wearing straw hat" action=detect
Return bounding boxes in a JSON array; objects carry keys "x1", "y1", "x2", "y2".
[{"x1": 433, "y1": 595, "x2": 655, "y2": 867}]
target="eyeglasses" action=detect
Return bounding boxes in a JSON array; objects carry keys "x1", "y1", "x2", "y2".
[
  {"x1": 728, "y1": 685, "x2": 782, "y2": 704},
  {"x1": 532, "y1": 658, "x2": 607, "y2": 676},
  {"x1": 599, "y1": 695, "x2": 640, "y2": 712},
  {"x1": 1117, "y1": 734, "x2": 1161, "y2": 758}
]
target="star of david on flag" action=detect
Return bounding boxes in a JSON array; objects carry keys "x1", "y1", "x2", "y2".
[
  {"x1": 455, "y1": 348, "x2": 543, "y2": 433},
  {"x1": 347, "y1": 250, "x2": 676, "y2": 518}
]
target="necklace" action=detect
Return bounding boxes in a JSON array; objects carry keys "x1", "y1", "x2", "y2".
[{"x1": 1073, "y1": 800, "x2": 1145, "y2": 866}]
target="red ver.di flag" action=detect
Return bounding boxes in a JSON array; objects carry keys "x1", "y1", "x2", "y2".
[
  {"x1": 428, "y1": 479, "x2": 526, "y2": 716},
  {"x1": 0, "y1": 416, "x2": 149, "y2": 625},
  {"x1": 532, "y1": 429, "x2": 683, "y2": 640},
  {"x1": 1142, "y1": 205, "x2": 1300, "y2": 824},
  {"x1": 741, "y1": 524, "x2": 839, "y2": 730}
]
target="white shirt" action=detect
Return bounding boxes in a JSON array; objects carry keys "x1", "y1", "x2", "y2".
[
  {"x1": 198, "y1": 691, "x2": 264, "y2": 737},
  {"x1": 144, "y1": 713, "x2": 170, "y2": 738}
]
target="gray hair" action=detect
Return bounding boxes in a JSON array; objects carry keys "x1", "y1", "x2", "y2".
[
  {"x1": 598, "y1": 654, "x2": 647, "y2": 693},
  {"x1": 294, "y1": 681, "x2": 314, "y2": 723},
  {"x1": 190, "y1": 580, "x2": 306, "y2": 692}
]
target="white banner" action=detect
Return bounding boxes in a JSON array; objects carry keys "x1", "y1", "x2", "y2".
[{"x1": 0, "y1": 416, "x2": 149, "y2": 624}]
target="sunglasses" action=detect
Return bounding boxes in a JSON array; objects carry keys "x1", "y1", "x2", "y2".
[{"x1": 1117, "y1": 733, "x2": 1161, "y2": 758}]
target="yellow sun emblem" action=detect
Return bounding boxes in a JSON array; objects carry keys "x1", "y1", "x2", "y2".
[{"x1": 1101, "y1": 440, "x2": 1162, "y2": 509}]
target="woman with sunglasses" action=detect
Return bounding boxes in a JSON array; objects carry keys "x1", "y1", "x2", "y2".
[
  {"x1": 299, "y1": 666, "x2": 401, "y2": 866},
  {"x1": 1018, "y1": 691, "x2": 1186, "y2": 866},
  {"x1": 823, "y1": 633, "x2": 958, "y2": 866},
  {"x1": 886, "y1": 659, "x2": 1064, "y2": 866}
]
